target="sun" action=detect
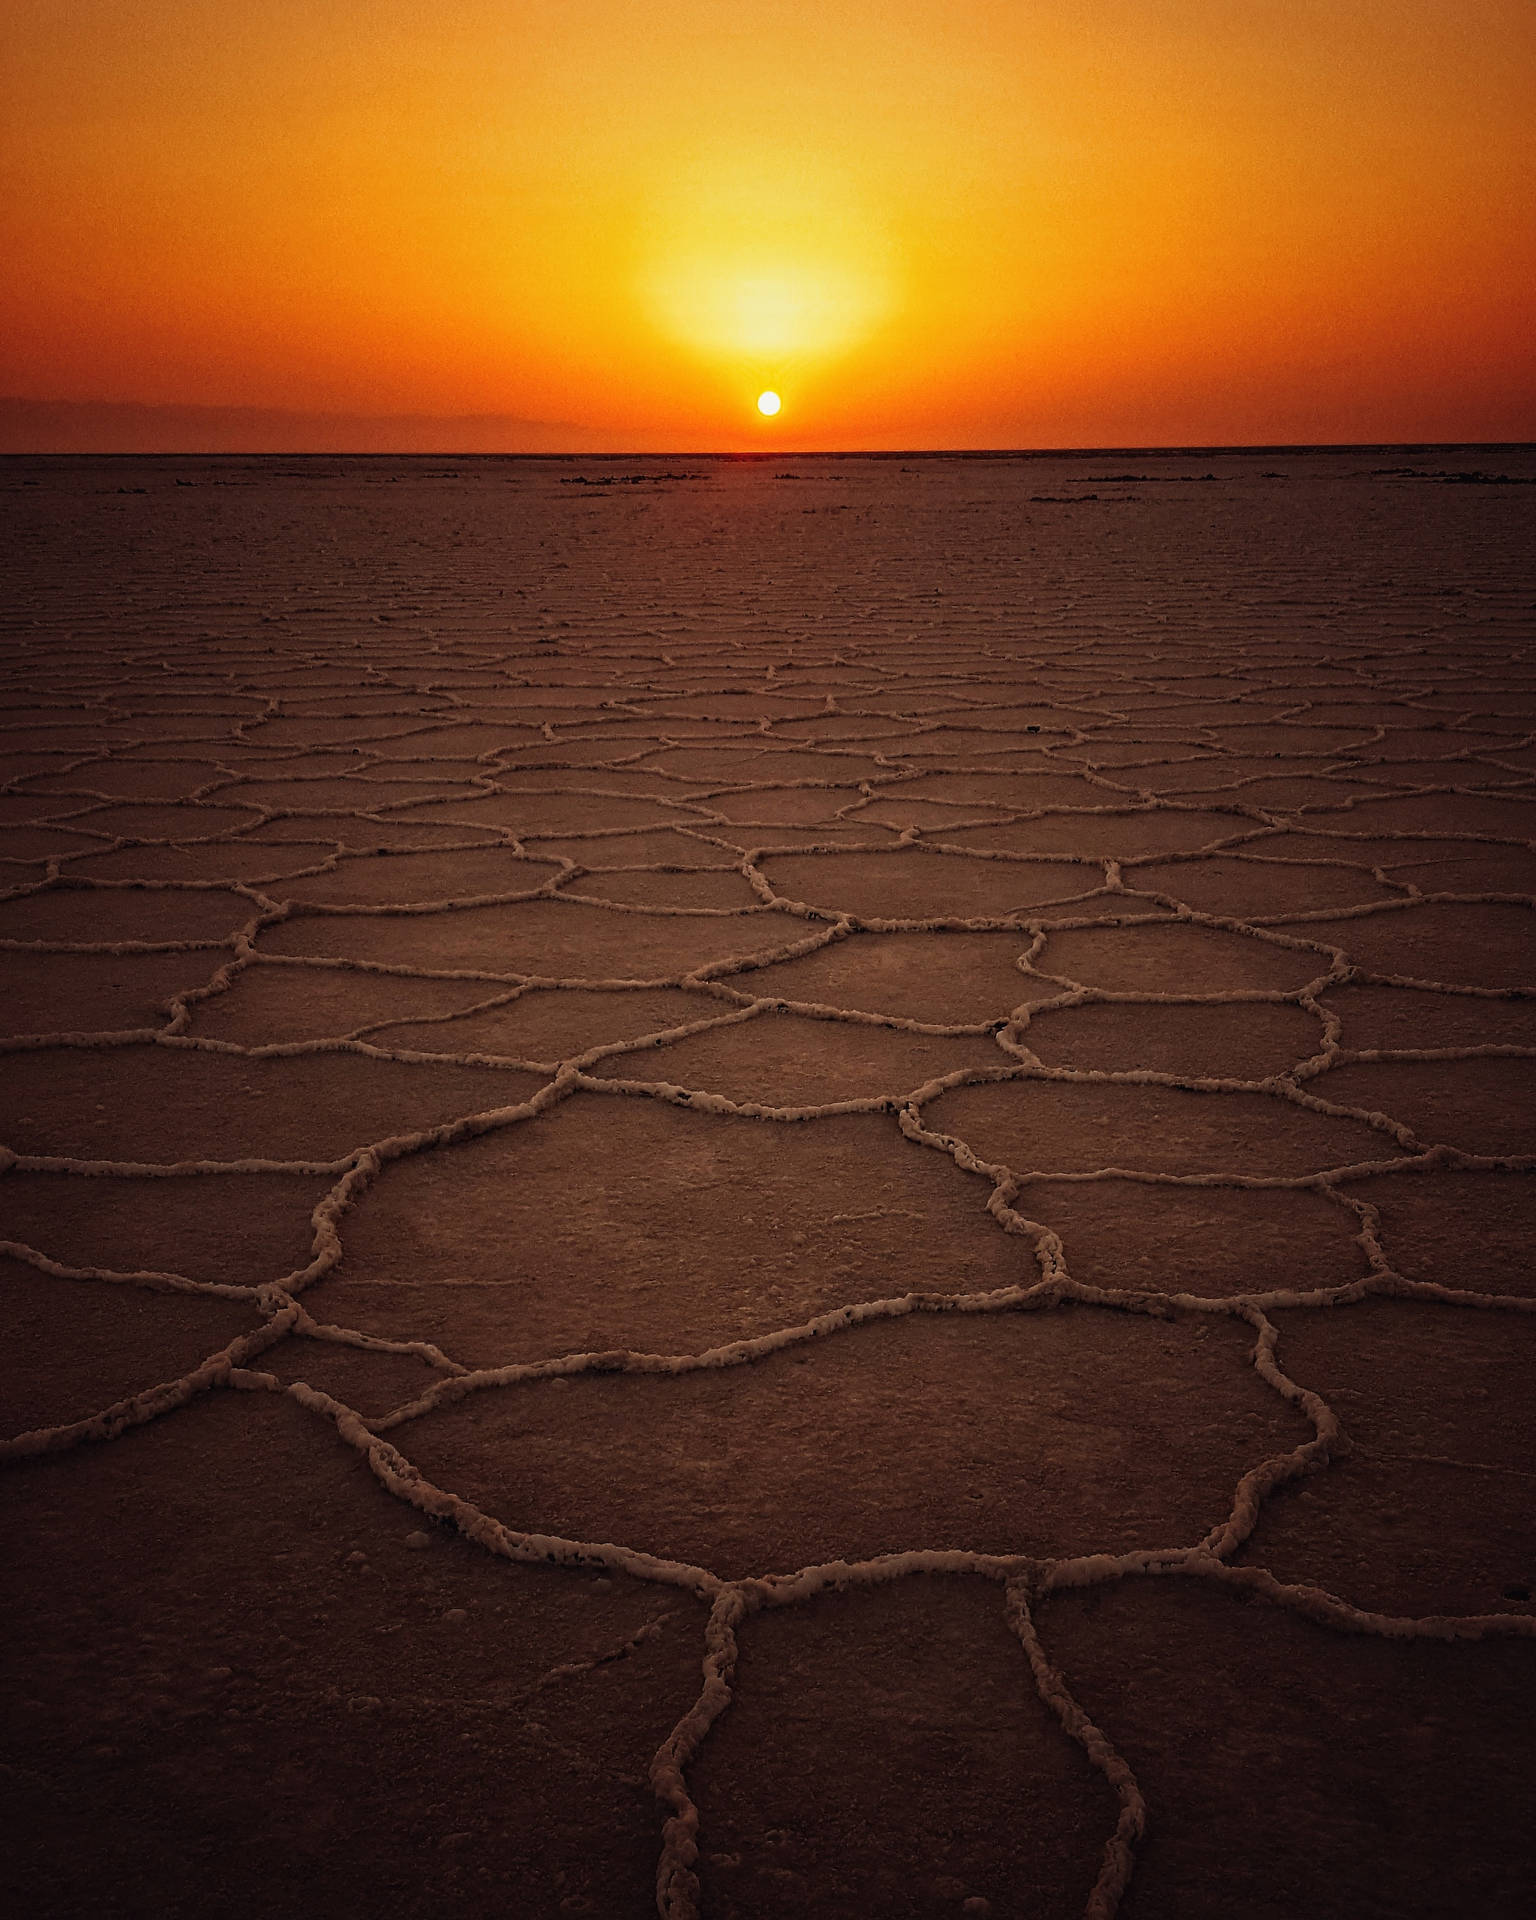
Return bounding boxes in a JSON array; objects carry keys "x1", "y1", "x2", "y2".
[{"x1": 757, "y1": 389, "x2": 782, "y2": 416}]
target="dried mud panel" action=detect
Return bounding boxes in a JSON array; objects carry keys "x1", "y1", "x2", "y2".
[
  {"x1": 393, "y1": 791, "x2": 697, "y2": 836},
  {"x1": 0, "y1": 885, "x2": 257, "y2": 947},
  {"x1": 1, "y1": 1258, "x2": 257, "y2": 1437},
  {"x1": 0, "y1": 1392, "x2": 699, "y2": 1920},
  {"x1": 0, "y1": 794, "x2": 93, "y2": 826},
  {"x1": 1373, "y1": 724, "x2": 1520, "y2": 759},
  {"x1": 361, "y1": 721, "x2": 541, "y2": 756},
  {"x1": 698, "y1": 787, "x2": 870, "y2": 828},
  {"x1": 350, "y1": 757, "x2": 495, "y2": 783},
  {"x1": 881, "y1": 770, "x2": 1116, "y2": 810},
  {"x1": 1307, "y1": 792, "x2": 1536, "y2": 839},
  {"x1": 781, "y1": 713, "x2": 940, "y2": 743},
  {"x1": 1275, "y1": 835, "x2": 1536, "y2": 889},
  {"x1": 706, "y1": 820, "x2": 897, "y2": 851},
  {"x1": 0, "y1": 824, "x2": 108, "y2": 861},
  {"x1": 740, "y1": 928, "x2": 1039, "y2": 1025},
  {"x1": 260, "y1": 896, "x2": 804, "y2": 981},
  {"x1": 1387, "y1": 846, "x2": 1536, "y2": 892},
  {"x1": 1315, "y1": 1057, "x2": 1536, "y2": 1156},
  {"x1": 761, "y1": 849, "x2": 1101, "y2": 921},
  {"x1": 227, "y1": 776, "x2": 486, "y2": 812},
  {"x1": 329, "y1": 1098, "x2": 1029, "y2": 1362},
  {"x1": 61, "y1": 801, "x2": 266, "y2": 839},
  {"x1": 927, "y1": 1078, "x2": 1396, "y2": 1179},
  {"x1": 1298, "y1": 900, "x2": 1536, "y2": 989},
  {"x1": 961, "y1": 703, "x2": 1095, "y2": 734},
  {"x1": 64, "y1": 841, "x2": 335, "y2": 885},
  {"x1": 1348, "y1": 756, "x2": 1524, "y2": 788},
  {"x1": 400, "y1": 1307, "x2": 1303, "y2": 1579},
  {"x1": 1349, "y1": 1168, "x2": 1536, "y2": 1298},
  {"x1": 530, "y1": 826, "x2": 739, "y2": 868},
  {"x1": 242, "y1": 719, "x2": 422, "y2": 752},
  {"x1": 1240, "y1": 1300, "x2": 1536, "y2": 1616},
  {"x1": 561, "y1": 866, "x2": 760, "y2": 911},
  {"x1": 0, "y1": 756, "x2": 114, "y2": 790},
  {"x1": 1018, "y1": 1179, "x2": 1365, "y2": 1298},
  {"x1": 1031, "y1": 922, "x2": 1327, "y2": 995},
  {"x1": 1222, "y1": 775, "x2": 1372, "y2": 810},
  {"x1": 591, "y1": 1007, "x2": 1004, "y2": 1104},
  {"x1": 1037, "y1": 1578, "x2": 1536, "y2": 1920},
  {"x1": 1121, "y1": 755, "x2": 1313, "y2": 794},
  {"x1": 852, "y1": 796, "x2": 1012, "y2": 831},
  {"x1": 495, "y1": 740, "x2": 672, "y2": 773},
  {"x1": 491, "y1": 767, "x2": 701, "y2": 799},
  {"x1": 250, "y1": 815, "x2": 503, "y2": 851},
  {"x1": 23, "y1": 759, "x2": 227, "y2": 802},
  {"x1": 1125, "y1": 856, "x2": 1399, "y2": 918},
  {"x1": 694, "y1": 1577, "x2": 1109, "y2": 1919},
  {"x1": 116, "y1": 692, "x2": 265, "y2": 718},
  {"x1": 645, "y1": 747, "x2": 887, "y2": 783},
  {"x1": 0, "y1": 951, "x2": 224, "y2": 1037},
  {"x1": 1, "y1": 1046, "x2": 545, "y2": 1164},
  {"x1": 647, "y1": 695, "x2": 831, "y2": 725},
  {"x1": 187, "y1": 964, "x2": 507, "y2": 1044},
  {"x1": 275, "y1": 847, "x2": 561, "y2": 907},
  {"x1": 1020, "y1": 1000, "x2": 1323, "y2": 1080},
  {"x1": 378, "y1": 986, "x2": 731, "y2": 1063},
  {"x1": 1316, "y1": 982, "x2": 1536, "y2": 1051},
  {"x1": 937, "y1": 811, "x2": 1255, "y2": 861},
  {"x1": 0, "y1": 1167, "x2": 335, "y2": 1288},
  {"x1": 270, "y1": 693, "x2": 433, "y2": 717},
  {"x1": 220, "y1": 751, "x2": 376, "y2": 777},
  {"x1": 1200, "y1": 723, "x2": 1378, "y2": 755}
]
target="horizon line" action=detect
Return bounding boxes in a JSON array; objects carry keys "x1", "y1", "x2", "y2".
[{"x1": 5, "y1": 441, "x2": 1534, "y2": 460}]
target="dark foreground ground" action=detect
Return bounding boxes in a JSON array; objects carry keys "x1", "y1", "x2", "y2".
[{"x1": 2, "y1": 448, "x2": 1534, "y2": 1918}]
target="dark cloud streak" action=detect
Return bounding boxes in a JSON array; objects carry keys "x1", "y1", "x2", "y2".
[{"x1": 0, "y1": 399, "x2": 592, "y2": 454}]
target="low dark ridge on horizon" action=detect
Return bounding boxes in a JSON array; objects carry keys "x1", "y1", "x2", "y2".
[{"x1": 3, "y1": 441, "x2": 1533, "y2": 463}]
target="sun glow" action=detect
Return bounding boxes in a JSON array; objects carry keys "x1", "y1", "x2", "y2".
[
  {"x1": 756, "y1": 389, "x2": 781, "y2": 416},
  {"x1": 646, "y1": 253, "x2": 888, "y2": 362},
  {"x1": 638, "y1": 151, "x2": 894, "y2": 394}
]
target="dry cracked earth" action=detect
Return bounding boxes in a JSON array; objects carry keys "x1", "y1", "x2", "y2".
[{"x1": 1, "y1": 450, "x2": 1534, "y2": 1919}]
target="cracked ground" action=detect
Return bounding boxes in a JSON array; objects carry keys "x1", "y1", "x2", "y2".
[{"x1": 1, "y1": 449, "x2": 1534, "y2": 1919}]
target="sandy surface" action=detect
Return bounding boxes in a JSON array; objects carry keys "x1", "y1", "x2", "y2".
[{"x1": 1, "y1": 449, "x2": 1534, "y2": 1918}]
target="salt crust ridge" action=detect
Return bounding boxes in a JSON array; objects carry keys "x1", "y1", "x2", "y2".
[{"x1": 2, "y1": 515, "x2": 1534, "y2": 1917}]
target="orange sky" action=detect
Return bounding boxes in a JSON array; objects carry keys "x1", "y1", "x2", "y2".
[{"x1": 2, "y1": 1, "x2": 1533, "y2": 449}]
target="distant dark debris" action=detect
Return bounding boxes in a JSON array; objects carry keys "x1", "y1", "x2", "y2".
[
  {"x1": 560, "y1": 472, "x2": 699, "y2": 486},
  {"x1": 1029, "y1": 493, "x2": 1139, "y2": 504},
  {"x1": 1083, "y1": 472, "x2": 1217, "y2": 483},
  {"x1": 1373, "y1": 468, "x2": 1536, "y2": 484}
]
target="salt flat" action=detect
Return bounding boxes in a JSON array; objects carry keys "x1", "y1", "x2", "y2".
[{"x1": 2, "y1": 448, "x2": 1534, "y2": 1919}]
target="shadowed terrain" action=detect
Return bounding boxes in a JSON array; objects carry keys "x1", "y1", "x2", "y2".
[{"x1": 2, "y1": 449, "x2": 1534, "y2": 1920}]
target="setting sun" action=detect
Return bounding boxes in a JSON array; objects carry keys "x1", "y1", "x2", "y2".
[
  {"x1": 0, "y1": 1, "x2": 1531, "y2": 450},
  {"x1": 756, "y1": 390, "x2": 781, "y2": 417}
]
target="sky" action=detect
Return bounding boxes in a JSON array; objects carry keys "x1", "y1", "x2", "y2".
[{"x1": 2, "y1": 1, "x2": 1533, "y2": 450}]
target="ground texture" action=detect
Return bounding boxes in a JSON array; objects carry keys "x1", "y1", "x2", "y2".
[{"x1": 2, "y1": 450, "x2": 1534, "y2": 1919}]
